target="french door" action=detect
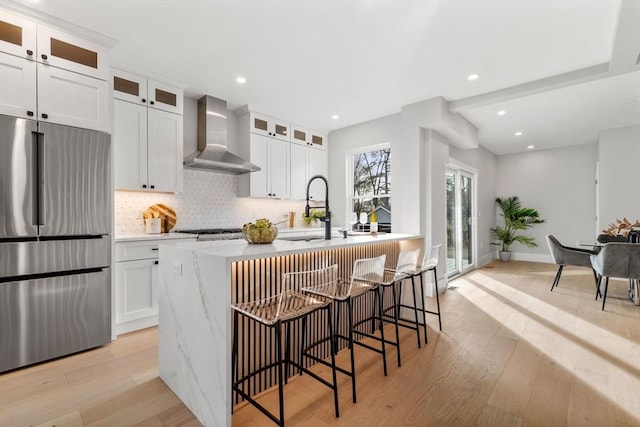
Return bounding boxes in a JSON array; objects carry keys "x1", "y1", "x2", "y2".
[{"x1": 446, "y1": 168, "x2": 475, "y2": 277}]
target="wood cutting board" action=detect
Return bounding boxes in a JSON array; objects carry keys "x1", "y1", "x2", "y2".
[{"x1": 143, "y1": 204, "x2": 177, "y2": 232}]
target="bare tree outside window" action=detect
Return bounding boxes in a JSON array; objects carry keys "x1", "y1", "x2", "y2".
[{"x1": 351, "y1": 147, "x2": 391, "y2": 231}]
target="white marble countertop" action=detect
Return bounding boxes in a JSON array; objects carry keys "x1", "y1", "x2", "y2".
[
  {"x1": 167, "y1": 233, "x2": 421, "y2": 262},
  {"x1": 115, "y1": 232, "x2": 197, "y2": 242}
]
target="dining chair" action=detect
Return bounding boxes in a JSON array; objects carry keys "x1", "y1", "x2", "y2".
[
  {"x1": 546, "y1": 234, "x2": 600, "y2": 296},
  {"x1": 590, "y1": 243, "x2": 640, "y2": 310}
]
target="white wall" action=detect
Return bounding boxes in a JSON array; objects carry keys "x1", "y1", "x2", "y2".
[
  {"x1": 495, "y1": 143, "x2": 598, "y2": 261},
  {"x1": 327, "y1": 113, "x2": 400, "y2": 229},
  {"x1": 597, "y1": 125, "x2": 640, "y2": 231}
]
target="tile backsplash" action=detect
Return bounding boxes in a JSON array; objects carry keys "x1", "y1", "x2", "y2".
[{"x1": 115, "y1": 169, "x2": 308, "y2": 234}]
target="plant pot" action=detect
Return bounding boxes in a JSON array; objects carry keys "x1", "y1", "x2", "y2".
[{"x1": 499, "y1": 251, "x2": 511, "y2": 262}]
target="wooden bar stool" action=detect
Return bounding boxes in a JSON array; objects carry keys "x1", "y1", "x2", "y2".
[
  {"x1": 302, "y1": 254, "x2": 386, "y2": 404},
  {"x1": 231, "y1": 264, "x2": 340, "y2": 427}
]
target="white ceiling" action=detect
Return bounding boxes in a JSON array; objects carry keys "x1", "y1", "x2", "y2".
[{"x1": 7, "y1": 0, "x2": 640, "y2": 155}]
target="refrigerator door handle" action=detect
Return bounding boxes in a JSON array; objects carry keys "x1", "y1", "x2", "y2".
[{"x1": 33, "y1": 132, "x2": 44, "y2": 226}]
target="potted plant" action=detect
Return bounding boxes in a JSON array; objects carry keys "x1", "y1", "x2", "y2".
[
  {"x1": 490, "y1": 196, "x2": 545, "y2": 261},
  {"x1": 302, "y1": 209, "x2": 326, "y2": 226}
]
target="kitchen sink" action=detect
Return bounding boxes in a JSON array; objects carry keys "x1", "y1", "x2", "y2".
[{"x1": 278, "y1": 236, "x2": 325, "y2": 242}]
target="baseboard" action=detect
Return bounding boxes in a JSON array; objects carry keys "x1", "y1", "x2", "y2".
[
  {"x1": 115, "y1": 315, "x2": 159, "y2": 336},
  {"x1": 490, "y1": 252, "x2": 552, "y2": 263}
]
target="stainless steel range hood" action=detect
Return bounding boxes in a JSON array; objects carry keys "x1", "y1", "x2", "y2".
[{"x1": 183, "y1": 95, "x2": 260, "y2": 174}]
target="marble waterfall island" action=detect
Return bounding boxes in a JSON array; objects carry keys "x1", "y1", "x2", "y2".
[{"x1": 158, "y1": 233, "x2": 423, "y2": 426}]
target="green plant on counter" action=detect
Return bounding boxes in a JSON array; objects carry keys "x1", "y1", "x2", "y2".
[{"x1": 302, "y1": 209, "x2": 327, "y2": 225}]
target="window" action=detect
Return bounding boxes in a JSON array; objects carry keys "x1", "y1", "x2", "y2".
[{"x1": 348, "y1": 144, "x2": 391, "y2": 231}]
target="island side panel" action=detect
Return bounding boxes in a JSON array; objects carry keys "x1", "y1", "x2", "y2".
[{"x1": 159, "y1": 244, "x2": 231, "y2": 427}]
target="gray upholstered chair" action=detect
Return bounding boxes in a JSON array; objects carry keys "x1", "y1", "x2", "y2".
[
  {"x1": 590, "y1": 243, "x2": 640, "y2": 310},
  {"x1": 546, "y1": 235, "x2": 600, "y2": 295}
]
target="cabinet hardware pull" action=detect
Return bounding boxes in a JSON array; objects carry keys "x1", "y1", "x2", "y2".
[
  {"x1": 141, "y1": 98, "x2": 146, "y2": 103},
  {"x1": 154, "y1": 260, "x2": 159, "y2": 265},
  {"x1": 150, "y1": 101, "x2": 155, "y2": 105},
  {"x1": 26, "y1": 49, "x2": 33, "y2": 56},
  {"x1": 27, "y1": 111, "x2": 34, "y2": 116},
  {"x1": 150, "y1": 185, "x2": 155, "y2": 189},
  {"x1": 142, "y1": 184, "x2": 147, "y2": 188},
  {"x1": 41, "y1": 113, "x2": 48, "y2": 119},
  {"x1": 151, "y1": 248, "x2": 159, "y2": 251},
  {"x1": 41, "y1": 54, "x2": 48, "y2": 60}
]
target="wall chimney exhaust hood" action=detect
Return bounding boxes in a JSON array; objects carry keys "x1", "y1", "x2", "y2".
[{"x1": 183, "y1": 95, "x2": 260, "y2": 174}]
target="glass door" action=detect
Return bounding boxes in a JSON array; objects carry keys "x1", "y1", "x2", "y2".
[{"x1": 446, "y1": 168, "x2": 475, "y2": 277}]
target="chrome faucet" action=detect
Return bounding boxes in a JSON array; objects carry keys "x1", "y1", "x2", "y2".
[{"x1": 305, "y1": 175, "x2": 331, "y2": 240}]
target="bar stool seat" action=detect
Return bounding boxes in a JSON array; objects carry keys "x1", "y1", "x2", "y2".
[
  {"x1": 232, "y1": 265, "x2": 340, "y2": 427},
  {"x1": 302, "y1": 254, "x2": 386, "y2": 404},
  {"x1": 409, "y1": 244, "x2": 443, "y2": 344}
]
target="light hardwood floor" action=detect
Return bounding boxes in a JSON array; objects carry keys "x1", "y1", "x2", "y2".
[{"x1": 1, "y1": 261, "x2": 639, "y2": 427}]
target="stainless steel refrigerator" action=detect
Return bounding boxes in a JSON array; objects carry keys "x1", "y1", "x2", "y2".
[{"x1": 0, "y1": 114, "x2": 112, "y2": 372}]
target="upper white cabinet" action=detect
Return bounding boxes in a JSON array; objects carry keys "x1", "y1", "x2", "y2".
[
  {"x1": 0, "y1": 8, "x2": 110, "y2": 131},
  {"x1": 249, "y1": 111, "x2": 290, "y2": 142},
  {"x1": 246, "y1": 134, "x2": 290, "y2": 199},
  {"x1": 113, "y1": 69, "x2": 183, "y2": 114},
  {"x1": 290, "y1": 142, "x2": 328, "y2": 201},
  {"x1": 291, "y1": 124, "x2": 327, "y2": 151},
  {"x1": 0, "y1": 9, "x2": 36, "y2": 59},
  {"x1": 112, "y1": 70, "x2": 183, "y2": 193}
]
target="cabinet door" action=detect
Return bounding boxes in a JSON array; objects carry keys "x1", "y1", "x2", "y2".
[
  {"x1": 114, "y1": 99, "x2": 148, "y2": 190},
  {"x1": 289, "y1": 143, "x2": 307, "y2": 200},
  {"x1": 0, "y1": 52, "x2": 36, "y2": 118},
  {"x1": 249, "y1": 134, "x2": 270, "y2": 197},
  {"x1": 307, "y1": 147, "x2": 328, "y2": 201},
  {"x1": 269, "y1": 138, "x2": 290, "y2": 199},
  {"x1": 37, "y1": 65, "x2": 109, "y2": 132},
  {"x1": 309, "y1": 130, "x2": 327, "y2": 150},
  {"x1": 250, "y1": 112, "x2": 289, "y2": 141},
  {"x1": 290, "y1": 124, "x2": 309, "y2": 147},
  {"x1": 112, "y1": 69, "x2": 147, "y2": 105},
  {"x1": 0, "y1": 10, "x2": 36, "y2": 59},
  {"x1": 147, "y1": 80, "x2": 183, "y2": 114},
  {"x1": 115, "y1": 259, "x2": 158, "y2": 325},
  {"x1": 36, "y1": 25, "x2": 108, "y2": 80},
  {"x1": 147, "y1": 108, "x2": 183, "y2": 193}
]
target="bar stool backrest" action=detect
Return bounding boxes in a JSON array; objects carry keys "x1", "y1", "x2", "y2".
[
  {"x1": 349, "y1": 254, "x2": 386, "y2": 292},
  {"x1": 278, "y1": 264, "x2": 339, "y2": 320},
  {"x1": 420, "y1": 244, "x2": 441, "y2": 272},
  {"x1": 394, "y1": 248, "x2": 420, "y2": 280}
]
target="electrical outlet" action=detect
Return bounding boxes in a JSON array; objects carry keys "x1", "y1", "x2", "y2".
[{"x1": 172, "y1": 262, "x2": 182, "y2": 276}]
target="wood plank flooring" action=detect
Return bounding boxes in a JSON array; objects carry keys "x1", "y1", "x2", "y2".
[{"x1": 1, "y1": 261, "x2": 638, "y2": 426}]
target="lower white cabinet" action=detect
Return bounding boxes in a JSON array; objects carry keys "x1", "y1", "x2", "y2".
[{"x1": 115, "y1": 237, "x2": 195, "y2": 335}]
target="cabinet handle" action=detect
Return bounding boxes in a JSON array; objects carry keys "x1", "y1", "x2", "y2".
[
  {"x1": 151, "y1": 248, "x2": 159, "y2": 251},
  {"x1": 150, "y1": 100, "x2": 155, "y2": 105},
  {"x1": 41, "y1": 54, "x2": 48, "y2": 60},
  {"x1": 141, "y1": 98, "x2": 146, "y2": 103},
  {"x1": 41, "y1": 113, "x2": 48, "y2": 119},
  {"x1": 27, "y1": 111, "x2": 34, "y2": 117},
  {"x1": 142, "y1": 184, "x2": 147, "y2": 189},
  {"x1": 150, "y1": 185, "x2": 155, "y2": 189},
  {"x1": 154, "y1": 260, "x2": 159, "y2": 265},
  {"x1": 26, "y1": 49, "x2": 33, "y2": 56}
]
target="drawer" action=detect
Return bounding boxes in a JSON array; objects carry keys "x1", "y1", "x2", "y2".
[{"x1": 116, "y1": 240, "x2": 164, "y2": 262}]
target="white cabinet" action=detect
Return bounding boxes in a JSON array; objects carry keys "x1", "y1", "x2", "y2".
[
  {"x1": 113, "y1": 69, "x2": 183, "y2": 114},
  {"x1": 0, "y1": 51, "x2": 36, "y2": 118},
  {"x1": 0, "y1": 9, "x2": 110, "y2": 131},
  {"x1": 37, "y1": 64, "x2": 109, "y2": 131},
  {"x1": 112, "y1": 69, "x2": 184, "y2": 193},
  {"x1": 290, "y1": 143, "x2": 328, "y2": 200},
  {"x1": 249, "y1": 111, "x2": 290, "y2": 141},
  {"x1": 291, "y1": 125, "x2": 327, "y2": 151},
  {"x1": 0, "y1": 9, "x2": 37, "y2": 59},
  {"x1": 115, "y1": 237, "x2": 195, "y2": 335},
  {"x1": 246, "y1": 134, "x2": 289, "y2": 198}
]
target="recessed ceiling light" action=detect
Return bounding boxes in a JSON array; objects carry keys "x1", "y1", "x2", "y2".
[
  {"x1": 467, "y1": 74, "x2": 480, "y2": 81},
  {"x1": 235, "y1": 76, "x2": 246, "y2": 84},
  {"x1": 497, "y1": 110, "x2": 506, "y2": 116},
  {"x1": 332, "y1": 115, "x2": 340, "y2": 120},
  {"x1": 515, "y1": 131, "x2": 523, "y2": 136},
  {"x1": 527, "y1": 145, "x2": 534, "y2": 150}
]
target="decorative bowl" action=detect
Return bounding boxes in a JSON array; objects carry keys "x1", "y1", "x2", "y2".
[{"x1": 242, "y1": 226, "x2": 278, "y2": 244}]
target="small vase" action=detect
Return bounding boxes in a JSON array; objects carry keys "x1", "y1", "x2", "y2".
[{"x1": 499, "y1": 251, "x2": 511, "y2": 262}]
